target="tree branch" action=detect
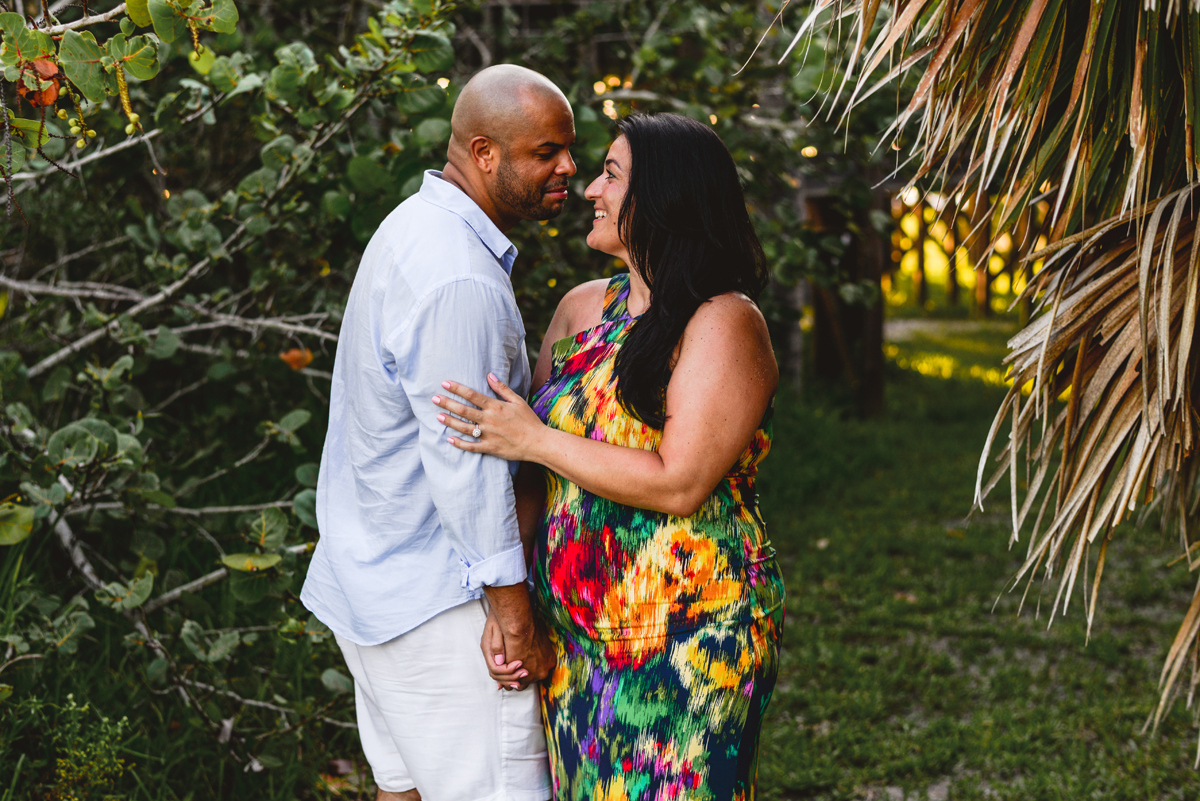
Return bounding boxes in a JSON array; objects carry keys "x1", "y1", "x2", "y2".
[
  {"x1": 178, "y1": 678, "x2": 356, "y2": 729},
  {"x1": 77, "y1": 500, "x2": 296, "y2": 517},
  {"x1": 39, "y1": 3, "x2": 128, "y2": 35},
  {"x1": 0, "y1": 273, "x2": 143, "y2": 303}
]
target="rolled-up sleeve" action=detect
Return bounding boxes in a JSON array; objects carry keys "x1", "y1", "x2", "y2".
[{"x1": 389, "y1": 277, "x2": 528, "y2": 591}]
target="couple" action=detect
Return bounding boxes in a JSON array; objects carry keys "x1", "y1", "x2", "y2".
[{"x1": 300, "y1": 64, "x2": 785, "y2": 801}]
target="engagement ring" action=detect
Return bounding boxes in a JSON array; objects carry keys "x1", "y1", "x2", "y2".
[{"x1": 472, "y1": 426, "x2": 482, "y2": 438}]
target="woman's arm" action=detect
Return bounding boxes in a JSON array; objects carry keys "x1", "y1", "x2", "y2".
[{"x1": 435, "y1": 294, "x2": 777, "y2": 517}]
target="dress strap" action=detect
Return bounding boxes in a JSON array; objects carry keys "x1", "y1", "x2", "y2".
[{"x1": 601, "y1": 274, "x2": 633, "y2": 322}]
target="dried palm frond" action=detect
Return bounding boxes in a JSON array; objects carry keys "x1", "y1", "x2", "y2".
[{"x1": 803, "y1": 0, "x2": 1200, "y2": 749}]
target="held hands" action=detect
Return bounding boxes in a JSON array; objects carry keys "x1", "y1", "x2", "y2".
[
  {"x1": 479, "y1": 608, "x2": 556, "y2": 691},
  {"x1": 433, "y1": 373, "x2": 545, "y2": 462}
]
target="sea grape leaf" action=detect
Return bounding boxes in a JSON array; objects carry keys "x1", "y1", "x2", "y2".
[
  {"x1": 58, "y1": 30, "x2": 106, "y2": 102},
  {"x1": 394, "y1": 77, "x2": 445, "y2": 115},
  {"x1": 147, "y1": 0, "x2": 188, "y2": 43},
  {"x1": 292, "y1": 489, "x2": 317, "y2": 528},
  {"x1": 0, "y1": 141, "x2": 25, "y2": 177},
  {"x1": 409, "y1": 31, "x2": 453, "y2": 73},
  {"x1": 276, "y1": 409, "x2": 311, "y2": 433},
  {"x1": 321, "y1": 668, "x2": 353, "y2": 694},
  {"x1": 414, "y1": 117, "x2": 450, "y2": 148},
  {"x1": 108, "y1": 33, "x2": 160, "y2": 81},
  {"x1": 116, "y1": 434, "x2": 144, "y2": 469},
  {"x1": 49, "y1": 598, "x2": 94, "y2": 655},
  {"x1": 294, "y1": 463, "x2": 319, "y2": 488},
  {"x1": 0, "y1": 13, "x2": 53, "y2": 66},
  {"x1": 95, "y1": 573, "x2": 154, "y2": 610},
  {"x1": 260, "y1": 134, "x2": 295, "y2": 171},
  {"x1": 46, "y1": 424, "x2": 99, "y2": 468},
  {"x1": 0, "y1": 503, "x2": 33, "y2": 545},
  {"x1": 202, "y1": 0, "x2": 239, "y2": 33},
  {"x1": 73, "y1": 418, "x2": 119, "y2": 459},
  {"x1": 222, "y1": 552, "x2": 282, "y2": 572},
  {"x1": 180, "y1": 619, "x2": 210, "y2": 660},
  {"x1": 146, "y1": 326, "x2": 180, "y2": 359},
  {"x1": 247, "y1": 507, "x2": 288, "y2": 550},
  {"x1": 206, "y1": 631, "x2": 240, "y2": 661},
  {"x1": 126, "y1": 0, "x2": 153, "y2": 27}
]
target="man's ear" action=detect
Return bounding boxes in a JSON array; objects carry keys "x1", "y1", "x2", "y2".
[{"x1": 468, "y1": 136, "x2": 500, "y2": 174}]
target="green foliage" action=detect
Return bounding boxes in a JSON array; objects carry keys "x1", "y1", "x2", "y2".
[
  {"x1": 0, "y1": 0, "x2": 461, "y2": 795},
  {"x1": 0, "y1": 0, "x2": 915, "y2": 795}
]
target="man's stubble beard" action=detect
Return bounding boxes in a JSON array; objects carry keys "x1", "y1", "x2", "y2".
[{"x1": 494, "y1": 155, "x2": 565, "y2": 222}]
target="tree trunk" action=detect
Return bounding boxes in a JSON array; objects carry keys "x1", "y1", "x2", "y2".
[
  {"x1": 807, "y1": 193, "x2": 886, "y2": 417},
  {"x1": 943, "y1": 197, "x2": 960, "y2": 306},
  {"x1": 914, "y1": 202, "x2": 927, "y2": 310},
  {"x1": 970, "y1": 189, "x2": 992, "y2": 317}
]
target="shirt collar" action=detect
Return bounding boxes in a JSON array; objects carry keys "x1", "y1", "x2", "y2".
[{"x1": 418, "y1": 170, "x2": 518, "y2": 274}]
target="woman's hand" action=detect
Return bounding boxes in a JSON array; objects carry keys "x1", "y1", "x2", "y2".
[
  {"x1": 433, "y1": 373, "x2": 546, "y2": 462},
  {"x1": 479, "y1": 608, "x2": 529, "y2": 690}
]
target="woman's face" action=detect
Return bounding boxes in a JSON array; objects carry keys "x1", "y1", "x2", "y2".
[{"x1": 583, "y1": 136, "x2": 632, "y2": 263}]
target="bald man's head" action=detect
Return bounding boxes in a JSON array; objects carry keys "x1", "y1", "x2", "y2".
[
  {"x1": 442, "y1": 65, "x2": 576, "y2": 229},
  {"x1": 450, "y1": 65, "x2": 570, "y2": 154}
]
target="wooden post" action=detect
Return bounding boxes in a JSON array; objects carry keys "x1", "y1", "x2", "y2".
[{"x1": 970, "y1": 189, "x2": 992, "y2": 317}]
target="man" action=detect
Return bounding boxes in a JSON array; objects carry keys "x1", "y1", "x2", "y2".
[{"x1": 300, "y1": 65, "x2": 576, "y2": 801}]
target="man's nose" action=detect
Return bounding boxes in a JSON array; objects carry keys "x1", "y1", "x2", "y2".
[{"x1": 557, "y1": 150, "x2": 577, "y2": 176}]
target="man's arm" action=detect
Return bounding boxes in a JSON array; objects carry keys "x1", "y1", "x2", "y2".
[{"x1": 391, "y1": 278, "x2": 551, "y2": 685}]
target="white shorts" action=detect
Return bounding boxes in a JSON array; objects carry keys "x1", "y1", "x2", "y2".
[{"x1": 335, "y1": 599, "x2": 551, "y2": 801}]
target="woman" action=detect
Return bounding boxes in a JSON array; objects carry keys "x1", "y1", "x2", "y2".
[{"x1": 433, "y1": 112, "x2": 784, "y2": 801}]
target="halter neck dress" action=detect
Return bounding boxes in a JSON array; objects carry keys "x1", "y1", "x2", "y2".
[{"x1": 528, "y1": 274, "x2": 785, "y2": 801}]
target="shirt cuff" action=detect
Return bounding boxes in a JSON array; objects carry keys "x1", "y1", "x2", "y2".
[{"x1": 460, "y1": 543, "x2": 527, "y2": 591}]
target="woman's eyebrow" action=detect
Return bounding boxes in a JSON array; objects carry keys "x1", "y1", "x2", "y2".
[{"x1": 604, "y1": 158, "x2": 622, "y2": 171}]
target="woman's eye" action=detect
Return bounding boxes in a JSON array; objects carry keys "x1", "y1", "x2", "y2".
[{"x1": 606, "y1": 171, "x2": 616, "y2": 180}]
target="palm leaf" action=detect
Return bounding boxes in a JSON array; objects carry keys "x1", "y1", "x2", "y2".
[{"x1": 812, "y1": 0, "x2": 1200, "y2": 749}]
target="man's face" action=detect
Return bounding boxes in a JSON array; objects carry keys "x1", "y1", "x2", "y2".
[{"x1": 490, "y1": 98, "x2": 577, "y2": 222}]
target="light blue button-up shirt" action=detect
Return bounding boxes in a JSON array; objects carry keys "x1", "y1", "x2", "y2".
[{"x1": 301, "y1": 171, "x2": 532, "y2": 646}]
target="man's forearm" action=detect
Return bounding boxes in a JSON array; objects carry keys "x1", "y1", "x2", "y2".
[{"x1": 482, "y1": 582, "x2": 535, "y2": 637}]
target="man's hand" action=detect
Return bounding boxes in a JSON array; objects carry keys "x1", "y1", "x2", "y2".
[{"x1": 481, "y1": 583, "x2": 556, "y2": 690}]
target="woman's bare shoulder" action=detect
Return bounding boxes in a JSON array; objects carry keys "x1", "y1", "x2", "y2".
[
  {"x1": 681, "y1": 292, "x2": 776, "y2": 381},
  {"x1": 553, "y1": 277, "x2": 612, "y2": 338},
  {"x1": 688, "y1": 292, "x2": 769, "y2": 335}
]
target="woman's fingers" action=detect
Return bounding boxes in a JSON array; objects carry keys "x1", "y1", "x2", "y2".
[
  {"x1": 438, "y1": 413, "x2": 476, "y2": 437},
  {"x1": 431, "y1": 394, "x2": 479, "y2": 421},
  {"x1": 441, "y1": 380, "x2": 490, "y2": 408},
  {"x1": 486, "y1": 372, "x2": 523, "y2": 403}
]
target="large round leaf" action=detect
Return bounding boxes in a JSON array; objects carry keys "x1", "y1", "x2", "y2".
[
  {"x1": 147, "y1": 0, "x2": 187, "y2": 43},
  {"x1": 0, "y1": 142, "x2": 25, "y2": 178},
  {"x1": 222, "y1": 552, "x2": 283, "y2": 572},
  {"x1": 73, "y1": 418, "x2": 119, "y2": 460},
  {"x1": 247, "y1": 507, "x2": 288, "y2": 550},
  {"x1": 292, "y1": 489, "x2": 317, "y2": 528},
  {"x1": 46, "y1": 424, "x2": 100, "y2": 468},
  {"x1": 108, "y1": 33, "x2": 160, "y2": 81},
  {"x1": 414, "y1": 117, "x2": 450, "y2": 149},
  {"x1": 394, "y1": 77, "x2": 445, "y2": 115},
  {"x1": 0, "y1": 503, "x2": 33, "y2": 545},
  {"x1": 409, "y1": 31, "x2": 453, "y2": 74},
  {"x1": 58, "y1": 30, "x2": 106, "y2": 102},
  {"x1": 126, "y1": 0, "x2": 153, "y2": 27}
]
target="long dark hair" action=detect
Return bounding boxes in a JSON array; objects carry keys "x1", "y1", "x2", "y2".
[{"x1": 612, "y1": 112, "x2": 768, "y2": 428}]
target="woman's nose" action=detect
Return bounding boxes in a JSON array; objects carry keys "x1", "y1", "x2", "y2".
[{"x1": 584, "y1": 175, "x2": 602, "y2": 199}]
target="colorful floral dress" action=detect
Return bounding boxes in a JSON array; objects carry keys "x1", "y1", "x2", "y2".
[{"x1": 529, "y1": 274, "x2": 785, "y2": 801}]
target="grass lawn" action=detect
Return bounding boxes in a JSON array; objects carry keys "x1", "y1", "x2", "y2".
[{"x1": 756, "y1": 322, "x2": 1200, "y2": 800}]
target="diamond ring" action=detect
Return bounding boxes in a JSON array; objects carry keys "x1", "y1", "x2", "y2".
[{"x1": 472, "y1": 426, "x2": 482, "y2": 438}]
